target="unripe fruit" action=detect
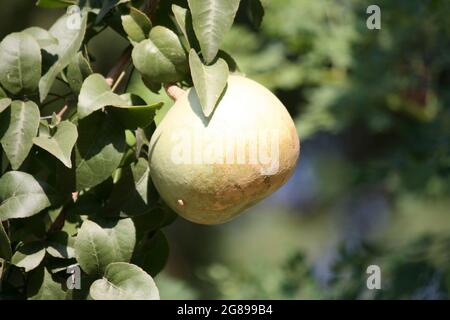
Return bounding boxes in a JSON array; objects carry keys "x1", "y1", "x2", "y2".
[{"x1": 149, "y1": 75, "x2": 300, "y2": 224}]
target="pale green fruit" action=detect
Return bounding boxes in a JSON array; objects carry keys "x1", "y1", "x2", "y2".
[{"x1": 149, "y1": 75, "x2": 300, "y2": 224}]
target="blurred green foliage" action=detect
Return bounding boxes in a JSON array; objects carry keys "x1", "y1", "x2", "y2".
[{"x1": 158, "y1": 0, "x2": 450, "y2": 300}]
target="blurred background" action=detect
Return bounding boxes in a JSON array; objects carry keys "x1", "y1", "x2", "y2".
[{"x1": 2, "y1": 0, "x2": 449, "y2": 299}]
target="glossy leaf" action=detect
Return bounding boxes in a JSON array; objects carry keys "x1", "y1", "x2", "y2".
[
  {"x1": 0, "y1": 222, "x2": 12, "y2": 260},
  {"x1": 0, "y1": 32, "x2": 41, "y2": 94},
  {"x1": 74, "y1": 220, "x2": 116, "y2": 275},
  {"x1": 189, "y1": 49, "x2": 229, "y2": 117},
  {"x1": 39, "y1": 11, "x2": 87, "y2": 101},
  {"x1": 121, "y1": 7, "x2": 152, "y2": 42},
  {"x1": 90, "y1": 262, "x2": 159, "y2": 300},
  {"x1": 33, "y1": 120, "x2": 78, "y2": 168},
  {"x1": 188, "y1": 0, "x2": 240, "y2": 64},
  {"x1": 11, "y1": 241, "x2": 46, "y2": 272},
  {"x1": 0, "y1": 100, "x2": 40, "y2": 169},
  {"x1": 132, "y1": 26, "x2": 188, "y2": 83},
  {"x1": 75, "y1": 112, "x2": 125, "y2": 190},
  {"x1": 77, "y1": 73, "x2": 128, "y2": 119},
  {"x1": 0, "y1": 171, "x2": 53, "y2": 220}
]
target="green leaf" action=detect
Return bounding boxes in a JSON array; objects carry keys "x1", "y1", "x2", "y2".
[
  {"x1": 0, "y1": 222, "x2": 12, "y2": 260},
  {"x1": 188, "y1": 0, "x2": 240, "y2": 64},
  {"x1": 132, "y1": 26, "x2": 188, "y2": 83},
  {"x1": 0, "y1": 171, "x2": 53, "y2": 220},
  {"x1": 39, "y1": 11, "x2": 87, "y2": 102},
  {"x1": 74, "y1": 220, "x2": 116, "y2": 276},
  {"x1": 172, "y1": 4, "x2": 189, "y2": 39},
  {"x1": 0, "y1": 32, "x2": 41, "y2": 95},
  {"x1": 133, "y1": 230, "x2": 169, "y2": 277},
  {"x1": 0, "y1": 98, "x2": 11, "y2": 114},
  {"x1": 246, "y1": 0, "x2": 264, "y2": 29},
  {"x1": 77, "y1": 73, "x2": 128, "y2": 119},
  {"x1": 125, "y1": 69, "x2": 174, "y2": 126},
  {"x1": 36, "y1": 0, "x2": 76, "y2": 8},
  {"x1": 90, "y1": 262, "x2": 159, "y2": 300},
  {"x1": 75, "y1": 113, "x2": 126, "y2": 190},
  {"x1": 189, "y1": 49, "x2": 229, "y2": 117},
  {"x1": 33, "y1": 120, "x2": 78, "y2": 168},
  {"x1": 23, "y1": 27, "x2": 58, "y2": 48},
  {"x1": 11, "y1": 241, "x2": 46, "y2": 272},
  {"x1": 45, "y1": 231, "x2": 75, "y2": 259},
  {"x1": 113, "y1": 93, "x2": 163, "y2": 130},
  {"x1": 121, "y1": 7, "x2": 152, "y2": 42},
  {"x1": 27, "y1": 267, "x2": 65, "y2": 300},
  {"x1": 66, "y1": 52, "x2": 93, "y2": 93},
  {"x1": 97, "y1": 218, "x2": 136, "y2": 262},
  {"x1": 0, "y1": 100, "x2": 40, "y2": 169},
  {"x1": 107, "y1": 158, "x2": 153, "y2": 217},
  {"x1": 171, "y1": 4, "x2": 199, "y2": 51}
]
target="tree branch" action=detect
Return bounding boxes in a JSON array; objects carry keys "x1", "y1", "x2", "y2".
[{"x1": 105, "y1": 46, "x2": 132, "y2": 87}]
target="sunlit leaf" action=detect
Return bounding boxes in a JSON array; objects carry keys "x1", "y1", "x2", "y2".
[
  {"x1": 27, "y1": 267, "x2": 65, "y2": 300},
  {"x1": 39, "y1": 11, "x2": 87, "y2": 101},
  {"x1": 90, "y1": 262, "x2": 159, "y2": 300},
  {"x1": 77, "y1": 73, "x2": 128, "y2": 119},
  {"x1": 0, "y1": 32, "x2": 41, "y2": 94},
  {"x1": 121, "y1": 7, "x2": 152, "y2": 42},
  {"x1": 0, "y1": 171, "x2": 53, "y2": 220},
  {"x1": 189, "y1": 49, "x2": 228, "y2": 117},
  {"x1": 33, "y1": 120, "x2": 78, "y2": 168},
  {"x1": 132, "y1": 26, "x2": 188, "y2": 83},
  {"x1": 74, "y1": 220, "x2": 116, "y2": 275},
  {"x1": 0, "y1": 100, "x2": 40, "y2": 169},
  {"x1": 11, "y1": 241, "x2": 46, "y2": 272},
  {"x1": 188, "y1": 0, "x2": 240, "y2": 64}
]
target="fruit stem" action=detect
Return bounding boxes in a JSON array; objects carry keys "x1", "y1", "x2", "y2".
[{"x1": 164, "y1": 84, "x2": 186, "y2": 101}]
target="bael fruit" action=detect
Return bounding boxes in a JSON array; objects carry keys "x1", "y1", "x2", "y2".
[{"x1": 149, "y1": 75, "x2": 300, "y2": 224}]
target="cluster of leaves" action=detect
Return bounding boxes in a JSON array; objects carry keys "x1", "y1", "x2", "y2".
[{"x1": 0, "y1": 0, "x2": 263, "y2": 299}]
